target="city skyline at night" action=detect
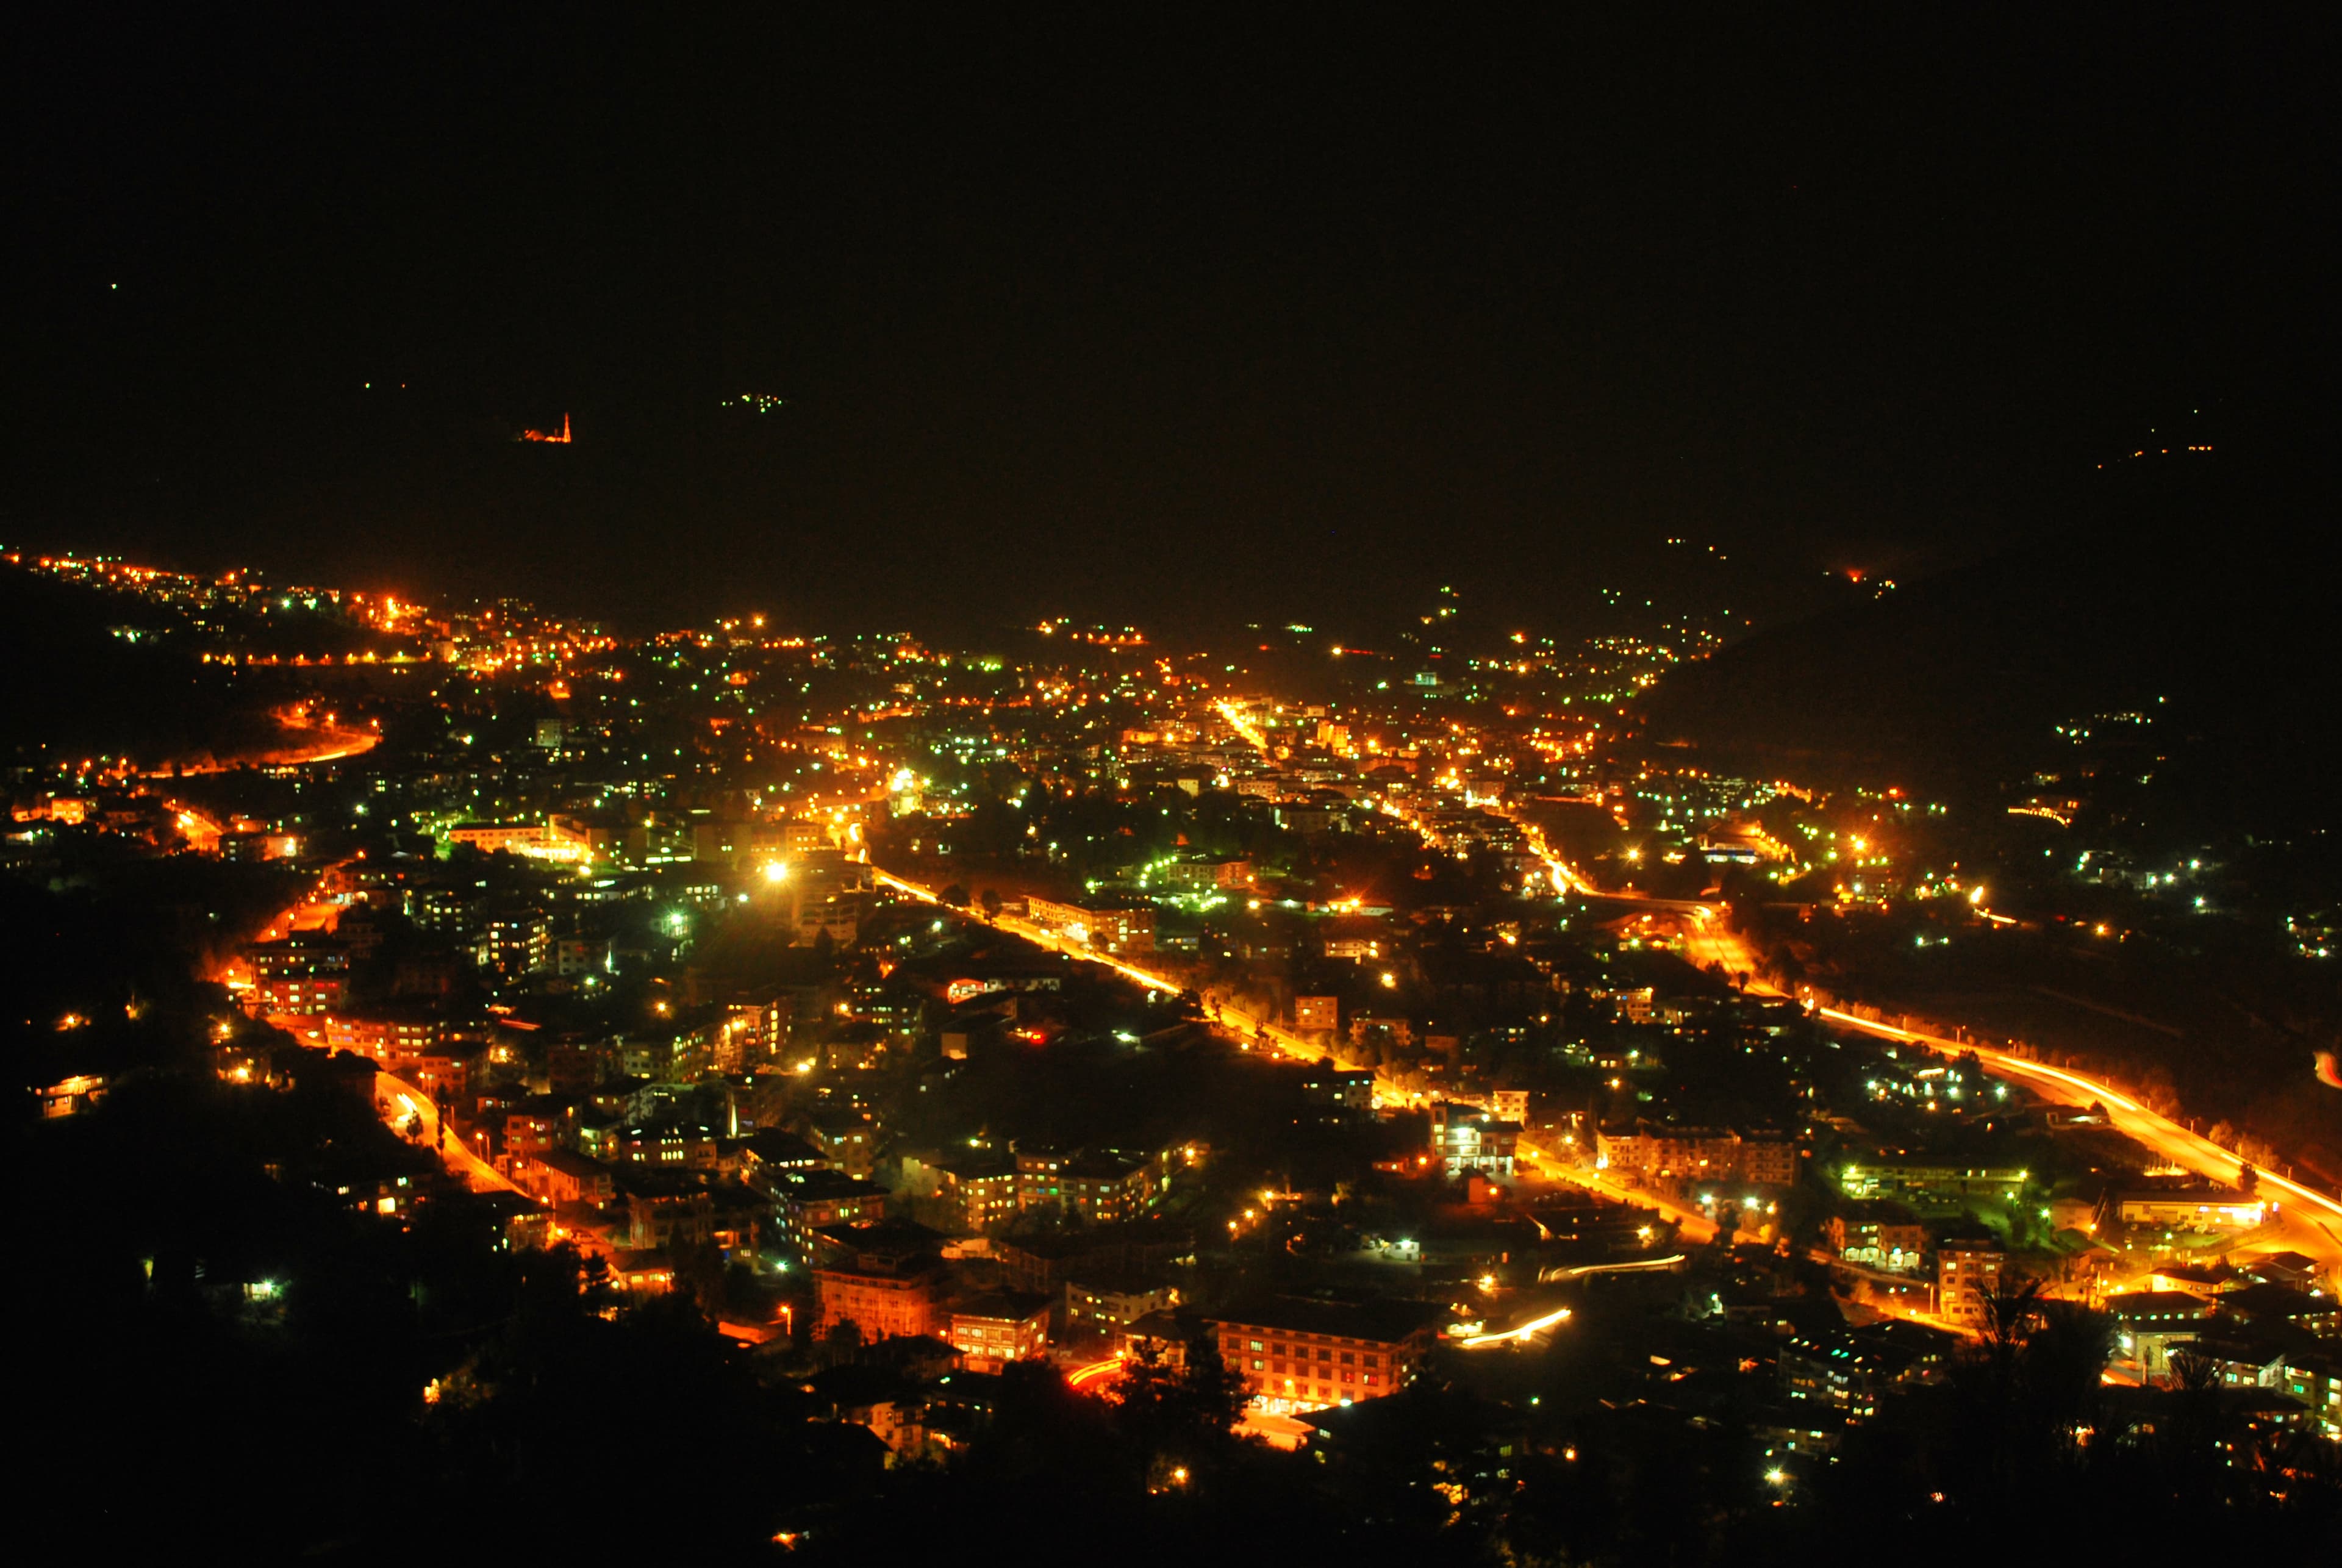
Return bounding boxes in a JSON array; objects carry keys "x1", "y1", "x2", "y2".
[{"x1": 9, "y1": 12, "x2": 2338, "y2": 1563}]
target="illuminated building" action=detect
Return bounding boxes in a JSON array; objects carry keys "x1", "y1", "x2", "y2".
[
  {"x1": 513, "y1": 1148, "x2": 615, "y2": 1205},
  {"x1": 814, "y1": 1224, "x2": 946, "y2": 1344},
  {"x1": 2113, "y1": 1189, "x2": 2268, "y2": 1231},
  {"x1": 947, "y1": 1291, "x2": 1052, "y2": 1372},
  {"x1": 1025, "y1": 895, "x2": 1156, "y2": 957},
  {"x1": 1839, "y1": 1159, "x2": 2026, "y2": 1209},
  {"x1": 1825, "y1": 1203, "x2": 1928, "y2": 1273},
  {"x1": 919, "y1": 1150, "x2": 1022, "y2": 1231},
  {"x1": 762, "y1": 1168, "x2": 890, "y2": 1253},
  {"x1": 1065, "y1": 1276, "x2": 1178, "y2": 1336},
  {"x1": 1292, "y1": 995, "x2": 1339, "y2": 1034},
  {"x1": 1602, "y1": 1123, "x2": 1799, "y2": 1184},
  {"x1": 1208, "y1": 1297, "x2": 1440, "y2": 1416},
  {"x1": 1777, "y1": 1326, "x2": 1952, "y2": 1417},
  {"x1": 2109, "y1": 1291, "x2": 2213, "y2": 1379},
  {"x1": 37, "y1": 1074, "x2": 107, "y2": 1119},
  {"x1": 1936, "y1": 1236, "x2": 2004, "y2": 1326},
  {"x1": 325, "y1": 1006, "x2": 444, "y2": 1070},
  {"x1": 1430, "y1": 1101, "x2": 1517, "y2": 1177}
]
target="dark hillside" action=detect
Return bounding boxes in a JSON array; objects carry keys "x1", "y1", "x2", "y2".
[
  {"x1": 1640, "y1": 460, "x2": 2340, "y2": 829},
  {"x1": 0, "y1": 567, "x2": 276, "y2": 765}
]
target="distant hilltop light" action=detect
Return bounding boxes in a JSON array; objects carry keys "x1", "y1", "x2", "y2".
[
  {"x1": 517, "y1": 413, "x2": 573, "y2": 444},
  {"x1": 723, "y1": 393, "x2": 788, "y2": 413}
]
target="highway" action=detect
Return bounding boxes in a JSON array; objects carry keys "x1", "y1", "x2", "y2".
[{"x1": 1674, "y1": 915, "x2": 2342, "y2": 1271}]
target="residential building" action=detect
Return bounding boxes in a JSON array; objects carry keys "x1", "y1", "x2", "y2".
[
  {"x1": 1825, "y1": 1202, "x2": 1928, "y2": 1273},
  {"x1": 514, "y1": 1148, "x2": 615, "y2": 1205},
  {"x1": 1430, "y1": 1102, "x2": 1518, "y2": 1177},
  {"x1": 815, "y1": 1224, "x2": 947, "y2": 1344},
  {"x1": 948, "y1": 1291, "x2": 1053, "y2": 1372},
  {"x1": 1599, "y1": 1122, "x2": 1799, "y2": 1188},
  {"x1": 1208, "y1": 1296, "x2": 1442, "y2": 1416},
  {"x1": 1065, "y1": 1276, "x2": 1179, "y2": 1337},
  {"x1": 1936, "y1": 1235, "x2": 2005, "y2": 1326},
  {"x1": 1026, "y1": 895, "x2": 1156, "y2": 958}
]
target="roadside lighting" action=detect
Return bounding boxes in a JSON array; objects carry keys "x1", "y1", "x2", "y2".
[
  {"x1": 762, "y1": 860, "x2": 789, "y2": 884},
  {"x1": 1380, "y1": 972, "x2": 1397, "y2": 988}
]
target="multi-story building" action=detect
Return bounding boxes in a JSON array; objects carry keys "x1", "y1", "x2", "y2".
[
  {"x1": 1292, "y1": 995, "x2": 1341, "y2": 1033},
  {"x1": 802, "y1": 1109, "x2": 878, "y2": 1177},
  {"x1": 1208, "y1": 1297, "x2": 1441, "y2": 1416},
  {"x1": 814, "y1": 1225, "x2": 945, "y2": 1344},
  {"x1": 2112, "y1": 1189, "x2": 2268, "y2": 1232},
  {"x1": 244, "y1": 931, "x2": 351, "y2": 1018},
  {"x1": 948, "y1": 1291, "x2": 1053, "y2": 1372},
  {"x1": 324, "y1": 1006, "x2": 443, "y2": 1071},
  {"x1": 445, "y1": 821, "x2": 551, "y2": 856},
  {"x1": 1600, "y1": 1123, "x2": 1799, "y2": 1188},
  {"x1": 1026, "y1": 895, "x2": 1156, "y2": 958},
  {"x1": 513, "y1": 1148, "x2": 615, "y2": 1205},
  {"x1": 1011, "y1": 1148, "x2": 1165, "y2": 1222},
  {"x1": 1936, "y1": 1235, "x2": 2005, "y2": 1326},
  {"x1": 1430, "y1": 1102, "x2": 1517, "y2": 1176},
  {"x1": 251, "y1": 971, "x2": 348, "y2": 1017},
  {"x1": 1841, "y1": 1160, "x2": 2027, "y2": 1210},
  {"x1": 599, "y1": 1122, "x2": 722, "y2": 1170},
  {"x1": 473, "y1": 908, "x2": 551, "y2": 978},
  {"x1": 761, "y1": 1168, "x2": 891, "y2": 1253},
  {"x1": 1301, "y1": 1068, "x2": 1377, "y2": 1117},
  {"x1": 1825, "y1": 1202, "x2": 1928, "y2": 1273},
  {"x1": 1778, "y1": 1326, "x2": 1951, "y2": 1419},
  {"x1": 920, "y1": 1150, "x2": 1022, "y2": 1233},
  {"x1": 1065, "y1": 1276, "x2": 1178, "y2": 1337}
]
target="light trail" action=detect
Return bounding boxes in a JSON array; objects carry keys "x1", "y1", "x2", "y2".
[
  {"x1": 1459, "y1": 1304, "x2": 1573, "y2": 1348},
  {"x1": 1066, "y1": 1356, "x2": 1125, "y2": 1392},
  {"x1": 1537, "y1": 1252, "x2": 1688, "y2": 1284}
]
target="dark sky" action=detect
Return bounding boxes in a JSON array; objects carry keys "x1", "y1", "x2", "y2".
[{"x1": 5, "y1": 10, "x2": 2331, "y2": 640}]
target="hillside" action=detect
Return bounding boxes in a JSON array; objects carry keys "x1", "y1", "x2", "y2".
[{"x1": 1639, "y1": 464, "x2": 2339, "y2": 828}]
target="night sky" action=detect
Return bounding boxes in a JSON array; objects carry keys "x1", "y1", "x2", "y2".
[{"x1": 6, "y1": 11, "x2": 2330, "y2": 638}]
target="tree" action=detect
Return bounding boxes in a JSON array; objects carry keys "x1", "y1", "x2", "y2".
[
  {"x1": 2236, "y1": 1162, "x2": 2258, "y2": 1195},
  {"x1": 1113, "y1": 1334, "x2": 1249, "y2": 1463},
  {"x1": 940, "y1": 883, "x2": 969, "y2": 908},
  {"x1": 979, "y1": 888, "x2": 1003, "y2": 919},
  {"x1": 825, "y1": 1317, "x2": 863, "y2": 1361}
]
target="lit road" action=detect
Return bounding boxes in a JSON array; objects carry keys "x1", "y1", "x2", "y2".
[
  {"x1": 876, "y1": 860, "x2": 1716, "y2": 1322},
  {"x1": 1213, "y1": 699, "x2": 1270, "y2": 753},
  {"x1": 871, "y1": 866, "x2": 1343, "y2": 1075},
  {"x1": 376, "y1": 1069, "x2": 519, "y2": 1195},
  {"x1": 1514, "y1": 1136, "x2": 1721, "y2": 1243},
  {"x1": 1675, "y1": 917, "x2": 2342, "y2": 1270}
]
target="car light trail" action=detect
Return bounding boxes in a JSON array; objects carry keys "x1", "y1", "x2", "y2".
[
  {"x1": 1460, "y1": 1306, "x2": 1572, "y2": 1348},
  {"x1": 1067, "y1": 1357, "x2": 1123, "y2": 1391}
]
